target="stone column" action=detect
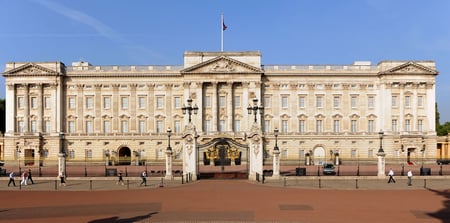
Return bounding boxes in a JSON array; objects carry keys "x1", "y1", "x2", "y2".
[
  {"x1": 248, "y1": 131, "x2": 263, "y2": 181},
  {"x1": 182, "y1": 124, "x2": 198, "y2": 181},
  {"x1": 377, "y1": 151, "x2": 386, "y2": 177},
  {"x1": 24, "y1": 84, "x2": 29, "y2": 132},
  {"x1": 165, "y1": 150, "x2": 173, "y2": 179},
  {"x1": 272, "y1": 149, "x2": 280, "y2": 179},
  {"x1": 37, "y1": 83, "x2": 43, "y2": 132},
  {"x1": 211, "y1": 82, "x2": 218, "y2": 132},
  {"x1": 226, "y1": 82, "x2": 233, "y2": 132}
]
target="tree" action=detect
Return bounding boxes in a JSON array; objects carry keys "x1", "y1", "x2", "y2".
[{"x1": 436, "y1": 102, "x2": 450, "y2": 136}]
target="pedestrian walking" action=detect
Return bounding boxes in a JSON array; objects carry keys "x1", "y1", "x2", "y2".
[
  {"x1": 20, "y1": 171, "x2": 28, "y2": 186},
  {"x1": 8, "y1": 172, "x2": 16, "y2": 187},
  {"x1": 140, "y1": 170, "x2": 147, "y2": 186},
  {"x1": 59, "y1": 172, "x2": 66, "y2": 186},
  {"x1": 407, "y1": 169, "x2": 413, "y2": 186},
  {"x1": 117, "y1": 172, "x2": 124, "y2": 185},
  {"x1": 27, "y1": 169, "x2": 34, "y2": 184},
  {"x1": 387, "y1": 169, "x2": 396, "y2": 183}
]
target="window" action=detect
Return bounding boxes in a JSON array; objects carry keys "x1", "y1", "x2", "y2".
[
  {"x1": 368, "y1": 96, "x2": 374, "y2": 108},
  {"x1": 174, "y1": 96, "x2": 181, "y2": 109},
  {"x1": 68, "y1": 121, "x2": 75, "y2": 133},
  {"x1": 121, "y1": 120, "x2": 128, "y2": 133},
  {"x1": 368, "y1": 120, "x2": 374, "y2": 133},
  {"x1": 281, "y1": 150, "x2": 288, "y2": 159},
  {"x1": 281, "y1": 96, "x2": 288, "y2": 108},
  {"x1": 17, "y1": 97, "x2": 24, "y2": 109},
  {"x1": 351, "y1": 150, "x2": 357, "y2": 158},
  {"x1": 138, "y1": 97, "x2": 146, "y2": 109},
  {"x1": 204, "y1": 96, "x2": 211, "y2": 107},
  {"x1": 316, "y1": 96, "x2": 323, "y2": 108},
  {"x1": 405, "y1": 119, "x2": 411, "y2": 132},
  {"x1": 405, "y1": 96, "x2": 411, "y2": 108},
  {"x1": 45, "y1": 97, "x2": 51, "y2": 109},
  {"x1": 333, "y1": 96, "x2": 340, "y2": 108},
  {"x1": 44, "y1": 120, "x2": 50, "y2": 133},
  {"x1": 333, "y1": 120, "x2": 340, "y2": 133},
  {"x1": 368, "y1": 149, "x2": 374, "y2": 158},
  {"x1": 264, "y1": 120, "x2": 270, "y2": 132},
  {"x1": 351, "y1": 96, "x2": 357, "y2": 108},
  {"x1": 31, "y1": 120, "x2": 37, "y2": 132},
  {"x1": 392, "y1": 119, "x2": 398, "y2": 132},
  {"x1": 316, "y1": 120, "x2": 323, "y2": 133},
  {"x1": 121, "y1": 97, "x2": 128, "y2": 109},
  {"x1": 104, "y1": 120, "x2": 111, "y2": 133},
  {"x1": 156, "y1": 96, "x2": 164, "y2": 109},
  {"x1": 156, "y1": 120, "x2": 163, "y2": 133},
  {"x1": 299, "y1": 120, "x2": 305, "y2": 133},
  {"x1": 31, "y1": 97, "x2": 37, "y2": 109},
  {"x1": 351, "y1": 120, "x2": 357, "y2": 132},
  {"x1": 103, "y1": 97, "x2": 111, "y2": 109},
  {"x1": 417, "y1": 119, "x2": 423, "y2": 132},
  {"x1": 219, "y1": 120, "x2": 226, "y2": 132},
  {"x1": 234, "y1": 120, "x2": 241, "y2": 132},
  {"x1": 174, "y1": 120, "x2": 181, "y2": 133},
  {"x1": 392, "y1": 96, "x2": 398, "y2": 107},
  {"x1": 139, "y1": 120, "x2": 146, "y2": 133},
  {"x1": 219, "y1": 96, "x2": 226, "y2": 108},
  {"x1": 86, "y1": 97, "x2": 93, "y2": 109},
  {"x1": 299, "y1": 96, "x2": 305, "y2": 108},
  {"x1": 417, "y1": 96, "x2": 424, "y2": 107},
  {"x1": 204, "y1": 120, "x2": 211, "y2": 133},
  {"x1": 234, "y1": 96, "x2": 241, "y2": 108},
  {"x1": 17, "y1": 121, "x2": 24, "y2": 133},
  {"x1": 68, "y1": 97, "x2": 76, "y2": 109},
  {"x1": 86, "y1": 121, "x2": 93, "y2": 133},
  {"x1": 264, "y1": 96, "x2": 271, "y2": 108},
  {"x1": 282, "y1": 120, "x2": 288, "y2": 133}
]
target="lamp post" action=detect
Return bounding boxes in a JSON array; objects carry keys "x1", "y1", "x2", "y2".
[
  {"x1": 272, "y1": 128, "x2": 280, "y2": 178},
  {"x1": 58, "y1": 132, "x2": 66, "y2": 177},
  {"x1": 377, "y1": 130, "x2": 386, "y2": 177},
  {"x1": 247, "y1": 98, "x2": 264, "y2": 123},
  {"x1": 421, "y1": 137, "x2": 426, "y2": 168},
  {"x1": 182, "y1": 98, "x2": 198, "y2": 123},
  {"x1": 165, "y1": 127, "x2": 173, "y2": 179},
  {"x1": 16, "y1": 148, "x2": 21, "y2": 175}
]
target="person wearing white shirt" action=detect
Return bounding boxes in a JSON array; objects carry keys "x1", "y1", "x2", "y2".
[
  {"x1": 387, "y1": 169, "x2": 396, "y2": 183},
  {"x1": 407, "y1": 170, "x2": 413, "y2": 186}
]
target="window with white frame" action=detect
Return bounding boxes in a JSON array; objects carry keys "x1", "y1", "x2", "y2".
[
  {"x1": 299, "y1": 120, "x2": 305, "y2": 133},
  {"x1": 264, "y1": 96, "x2": 271, "y2": 108},
  {"x1": 31, "y1": 97, "x2": 37, "y2": 109},
  {"x1": 103, "y1": 96, "x2": 111, "y2": 109},
  {"x1": 351, "y1": 96, "x2": 357, "y2": 108},
  {"x1": 104, "y1": 120, "x2": 111, "y2": 133},
  {"x1": 392, "y1": 96, "x2": 398, "y2": 107},
  {"x1": 333, "y1": 96, "x2": 340, "y2": 108},
  {"x1": 281, "y1": 150, "x2": 287, "y2": 159},
  {"x1": 299, "y1": 96, "x2": 305, "y2": 108},
  {"x1": 17, "y1": 97, "x2": 24, "y2": 109},
  {"x1": 417, "y1": 95, "x2": 424, "y2": 107},
  {"x1": 156, "y1": 120, "x2": 163, "y2": 133},
  {"x1": 138, "y1": 96, "x2": 146, "y2": 109},
  {"x1": 219, "y1": 120, "x2": 226, "y2": 132},
  {"x1": 234, "y1": 96, "x2": 241, "y2": 108},
  {"x1": 368, "y1": 120, "x2": 374, "y2": 133},
  {"x1": 282, "y1": 120, "x2": 288, "y2": 133},
  {"x1": 45, "y1": 97, "x2": 51, "y2": 109},
  {"x1": 121, "y1": 96, "x2": 128, "y2": 109},
  {"x1": 174, "y1": 96, "x2": 181, "y2": 109},
  {"x1": 174, "y1": 120, "x2": 181, "y2": 133},
  {"x1": 368, "y1": 149, "x2": 374, "y2": 158},
  {"x1": 156, "y1": 96, "x2": 164, "y2": 109},
  {"x1": 204, "y1": 120, "x2": 211, "y2": 133},
  {"x1": 333, "y1": 120, "x2": 340, "y2": 133},
  {"x1": 18, "y1": 121, "x2": 24, "y2": 133},
  {"x1": 264, "y1": 120, "x2": 270, "y2": 132},
  {"x1": 417, "y1": 119, "x2": 423, "y2": 132},
  {"x1": 139, "y1": 120, "x2": 146, "y2": 133},
  {"x1": 86, "y1": 97, "x2": 93, "y2": 109},
  {"x1": 219, "y1": 96, "x2": 226, "y2": 108},
  {"x1": 121, "y1": 120, "x2": 128, "y2": 133},
  {"x1": 368, "y1": 96, "x2": 375, "y2": 108},
  {"x1": 204, "y1": 96, "x2": 211, "y2": 107},
  {"x1": 405, "y1": 119, "x2": 411, "y2": 132},
  {"x1": 234, "y1": 120, "x2": 241, "y2": 132},
  {"x1": 405, "y1": 96, "x2": 411, "y2": 108},
  {"x1": 281, "y1": 96, "x2": 288, "y2": 108},
  {"x1": 316, "y1": 120, "x2": 323, "y2": 133},
  {"x1": 316, "y1": 96, "x2": 323, "y2": 108},
  {"x1": 392, "y1": 119, "x2": 398, "y2": 132},
  {"x1": 44, "y1": 120, "x2": 50, "y2": 133},
  {"x1": 86, "y1": 120, "x2": 93, "y2": 133},
  {"x1": 351, "y1": 120, "x2": 358, "y2": 132},
  {"x1": 31, "y1": 120, "x2": 37, "y2": 132},
  {"x1": 68, "y1": 121, "x2": 75, "y2": 133}
]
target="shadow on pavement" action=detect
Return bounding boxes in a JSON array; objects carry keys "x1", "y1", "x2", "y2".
[
  {"x1": 88, "y1": 212, "x2": 157, "y2": 223},
  {"x1": 427, "y1": 189, "x2": 450, "y2": 223}
]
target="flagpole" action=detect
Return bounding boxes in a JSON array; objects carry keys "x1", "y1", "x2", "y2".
[{"x1": 221, "y1": 13, "x2": 224, "y2": 52}]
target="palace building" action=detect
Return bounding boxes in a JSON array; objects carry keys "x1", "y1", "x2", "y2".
[{"x1": 1, "y1": 51, "x2": 439, "y2": 172}]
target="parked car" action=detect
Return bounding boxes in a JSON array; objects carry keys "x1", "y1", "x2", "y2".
[{"x1": 322, "y1": 163, "x2": 336, "y2": 175}]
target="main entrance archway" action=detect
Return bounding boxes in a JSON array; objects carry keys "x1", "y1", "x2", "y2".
[
  {"x1": 197, "y1": 138, "x2": 248, "y2": 179},
  {"x1": 118, "y1": 147, "x2": 131, "y2": 165}
]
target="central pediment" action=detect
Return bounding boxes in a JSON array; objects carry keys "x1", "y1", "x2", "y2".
[
  {"x1": 181, "y1": 56, "x2": 262, "y2": 74},
  {"x1": 3, "y1": 62, "x2": 62, "y2": 77},
  {"x1": 380, "y1": 61, "x2": 438, "y2": 75}
]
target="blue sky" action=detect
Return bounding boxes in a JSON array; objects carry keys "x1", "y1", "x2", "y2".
[{"x1": 1, "y1": 0, "x2": 450, "y2": 122}]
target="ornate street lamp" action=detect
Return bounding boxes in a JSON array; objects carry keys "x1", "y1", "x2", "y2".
[
  {"x1": 378, "y1": 130, "x2": 384, "y2": 153},
  {"x1": 182, "y1": 98, "x2": 198, "y2": 123},
  {"x1": 274, "y1": 128, "x2": 279, "y2": 151},
  {"x1": 167, "y1": 127, "x2": 172, "y2": 152},
  {"x1": 247, "y1": 98, "x2": 264, "y2": 123},
  {"x1": 58, "y1": 132, "x2": 66, "y2": 177},
  {"x1": 165, "y1": 127, "x2": 173, "y2": 179},
  {"x1": 272, "y1": 127, "x2": 280, "y2": 178}
]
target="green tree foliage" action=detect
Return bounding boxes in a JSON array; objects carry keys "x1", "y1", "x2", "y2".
[{"x1": 436, "y1": 103, "x2": 450, "y2": 136}]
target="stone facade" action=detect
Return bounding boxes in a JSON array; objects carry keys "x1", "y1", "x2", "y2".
[{"x1": 1, "y1": 51, "x2": 439, "y2": 167}]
